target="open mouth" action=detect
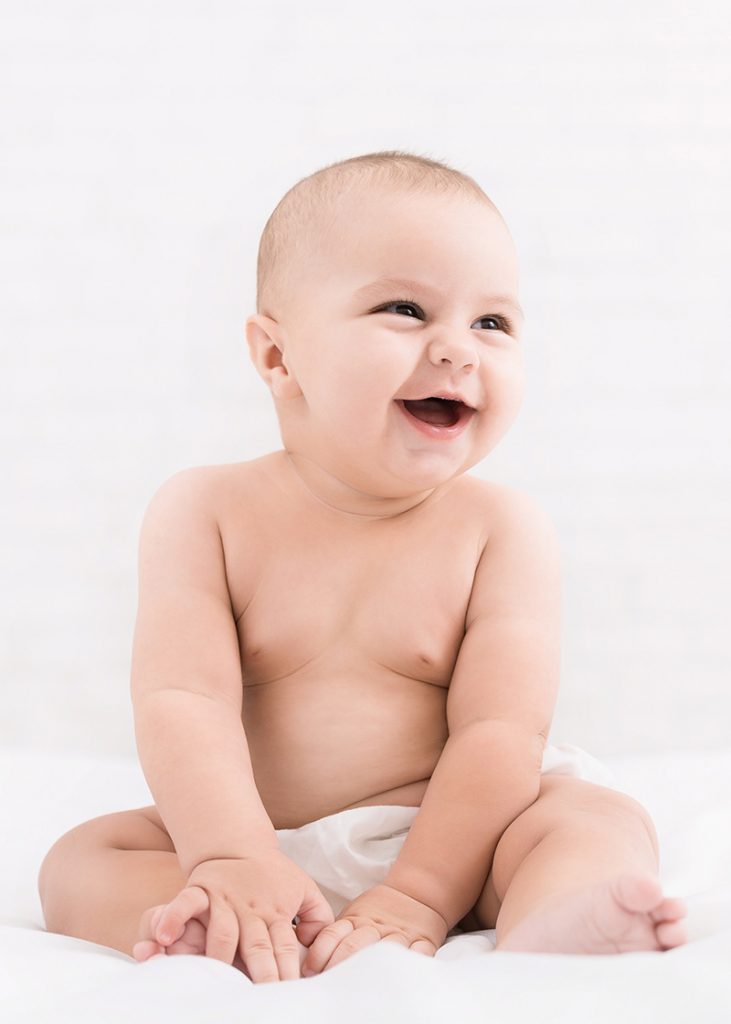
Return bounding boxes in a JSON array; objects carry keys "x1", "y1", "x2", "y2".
[
  {"x1": 400, "y1": 397, "x2": 467, "y2": 427},
  {"x1": 395, "y1": 397, "x2": 475, "y2": 439}
]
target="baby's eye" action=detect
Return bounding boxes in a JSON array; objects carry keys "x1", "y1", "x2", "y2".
[
  {"x1": 378, "y1": 301, "x2": 513, "y2": 334},
  {"x1": 380, "y1": 301, "x2": 422, "y2": 319},
  {"x1": 477, "y1": 316, "x2": 511, "y2": 332}
]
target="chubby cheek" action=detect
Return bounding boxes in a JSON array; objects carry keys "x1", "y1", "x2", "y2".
[
  {"x1": 321, "y1": 393, "x2": 367, "y2": 433},
  {"x1": 482, "y1": 363, "x2": 525, "y2": 436},
  {"x1": 321, "y1": 356, "x2": 391, "y2": 428},
  {"x1": 503, "y1": 369, "x2": 525, "y2": 419}
]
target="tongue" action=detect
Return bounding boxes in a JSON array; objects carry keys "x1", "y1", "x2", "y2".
[{"x1": 403, "y1": 398, "x2": 459, "y2": 426}]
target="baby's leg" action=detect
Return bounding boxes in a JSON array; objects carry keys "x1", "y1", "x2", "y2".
[
  {"x1": 486, "y1": 776, "x2": 687, "y2": 953},
  {"x1": 38, "y1": 806, "x2": 192, "y2": 958}
]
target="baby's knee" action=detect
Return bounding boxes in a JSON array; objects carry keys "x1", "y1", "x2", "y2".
[
  {"x1": 609, "y1": 792, "x2": 659, "y2": 857},
  {"x1": 566, "y1": 783, "x2": 659, "y2": 859},
  {"x1": 38, "y1": 819, "x2": 101, "y2": 919},
  {"x1": 38, "y1": 808, "x2": 160, "y2": 920},
  {"x1": 38, "y1": 831, "x2": 83, "y2": 931}
]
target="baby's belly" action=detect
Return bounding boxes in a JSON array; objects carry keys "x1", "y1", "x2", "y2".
[{"x1": 242, "y1": 671, "x2": 448, "y2": 830}]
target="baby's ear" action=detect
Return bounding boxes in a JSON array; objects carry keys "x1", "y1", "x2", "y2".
[{"x1": 244, "y1": 314, "x2": 302, "y2": 399}]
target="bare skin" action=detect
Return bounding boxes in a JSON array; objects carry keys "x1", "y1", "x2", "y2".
[
  {"x1": 131, "y1": 455, "x2": 686, "y2": 963},
  {"x1": 130, "y1": 452, "x2": 491, "y2": 960},
  {"x1": 39, "y1": 186, "x2": 687, "y2": 974}
]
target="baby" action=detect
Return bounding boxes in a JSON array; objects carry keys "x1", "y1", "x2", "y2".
[{"x1": 38, "y1": 150, "x2": 688, "y2": 983}]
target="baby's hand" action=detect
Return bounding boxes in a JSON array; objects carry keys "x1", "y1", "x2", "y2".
[
  {"x1": 133, "y1": 895, "x2": 210, "y2": 961},
  {"x1": 134, "y1": 852, "x2": 336, "y2": 983},
  {"x1": 301, "y1": 883, "x2": 448, "y2": 976},
  {"x1": 133, "y1": 887, "x2": 259, "y2": 974}
]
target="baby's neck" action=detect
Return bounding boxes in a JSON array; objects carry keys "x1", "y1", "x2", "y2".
[{"x1": 281, "y1": 449, "x2": 452, "y2": 521}]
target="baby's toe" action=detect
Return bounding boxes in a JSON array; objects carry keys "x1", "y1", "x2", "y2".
[
  {"x1": 137, "y1": 904, "x2": 176, "y2": 949},
  {"x1": 166, "y1": 918, "x2": 207, "y2": 956},
  {"x1": 139, "y1": 904, "x2": 164, "y2": 933},
  {"x1": 655, "y1": 918, "x2": 688, "y2": 950},
  {"x1": 132, "y1": 938, "x2": 166, "y2": 961},
  {"x1": 612, "y1": 873, "x2": 664, "y2": 915},
  {"x1": 651, "y1": 896, "x2": 688, "y2": 923}
]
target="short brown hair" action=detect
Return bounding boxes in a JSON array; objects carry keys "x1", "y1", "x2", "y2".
[{"x1": 255, "y1": 149, "x2": 500, "y2": 319}]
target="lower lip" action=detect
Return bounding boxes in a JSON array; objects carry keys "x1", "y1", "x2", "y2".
[{"x1": 395, "y1": 400, "x2": 474, "y2": 440}]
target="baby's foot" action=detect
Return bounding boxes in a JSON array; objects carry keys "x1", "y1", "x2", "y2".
[
  {"x1": 132, "y1": 903, "x2": 208, "y2": 961},
  {"x1": 132, "y1": 897, "x2": 249, "y2": 973},
  {"x1": 496, "y1": 872, "x2": 688, "y2": 955}
]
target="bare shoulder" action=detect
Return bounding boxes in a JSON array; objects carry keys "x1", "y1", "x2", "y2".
[
  {"x1": 461, "y1": 475, "x2": 560, "y2": 552},
  {"x1": 460, "y1": 479, "x2": 562, "y2": 632},
  {"x1": 165, "y1": 454, "x2": 274, "y2": 491},
  {"x1": 145, "y1": 454, "x2": 276, "y2": 521}
]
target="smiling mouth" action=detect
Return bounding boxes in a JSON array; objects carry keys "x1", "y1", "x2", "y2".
[
  {"x1": 401, "y1": 397, "x2": 465, "y2": 427},
  {"x1": 395, "y1": 398, "x2": 475, "y2": 439}
]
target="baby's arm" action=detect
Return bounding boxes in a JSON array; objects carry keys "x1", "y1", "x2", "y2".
[
  {"x1": 383, "y1": 487, "x2": 562, "y2": 928},
  {"x1": 131, "y1": 468, "x2": 277, "y2": 875},
  {"x1": 131, "y1": 470, "x2": 335, "y2": 982}
]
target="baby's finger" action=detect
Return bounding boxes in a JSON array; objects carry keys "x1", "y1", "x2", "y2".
[
  {"x1": 302, "y1": 918, "x2": 353, "y2": 975},
  {"x1": 323, "y1": 924, "x2": 380, "y2": 971},
  {"x1": 155, "y1": 885, "x2": 209, "y2": 945},
  {"x1": 269, "y1": 917, "x2": 302, "y2": 981},
  {"x1": 407, "y1": 938, "x2": 438, "y2": 957},
  {"x1": 379, "y1": 933, "x2": 437, "y2": 957},
  {"x1": 238, "y1": 915, "x2": 279, "y2": 984},
  {"x1": 204, "y1": 898, "x2": 239, "y2": 965}
]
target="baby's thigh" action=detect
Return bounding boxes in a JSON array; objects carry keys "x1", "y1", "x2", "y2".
[
  {"x1": 38, "y1": 806, "x2": 179, "y2": 943},
  {"x1": 41, "y1": 804, "x2": 174, "y2": 874}
]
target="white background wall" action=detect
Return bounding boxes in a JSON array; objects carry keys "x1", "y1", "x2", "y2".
[{"x1": 2, "y1": 0, "x2": 730, "y2": 760}]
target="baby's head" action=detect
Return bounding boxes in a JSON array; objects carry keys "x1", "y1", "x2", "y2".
[{"x1": 246, "y1": 150, "x2": 525, "y2": 516}]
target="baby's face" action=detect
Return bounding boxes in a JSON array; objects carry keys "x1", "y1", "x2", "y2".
[{"x1": 250, "y1": 188, "x2": 525, "y2": 509}]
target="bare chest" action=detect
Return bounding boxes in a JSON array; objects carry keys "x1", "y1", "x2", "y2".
[
  {"x1": 238, "y1": 532, "x2": 474, "y2": 690},
  {"x1": 214, "y1": 455, "x2": 487, "y2": 827}
]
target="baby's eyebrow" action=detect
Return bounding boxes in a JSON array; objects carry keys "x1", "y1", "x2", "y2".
[{"x1": 354, "y1": 276, "x2": 525, "y2": 320}]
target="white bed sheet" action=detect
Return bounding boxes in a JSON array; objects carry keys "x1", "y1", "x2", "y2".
[{"x1": 2, "y1": 746, "x2": 730, "y2": 1023}]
